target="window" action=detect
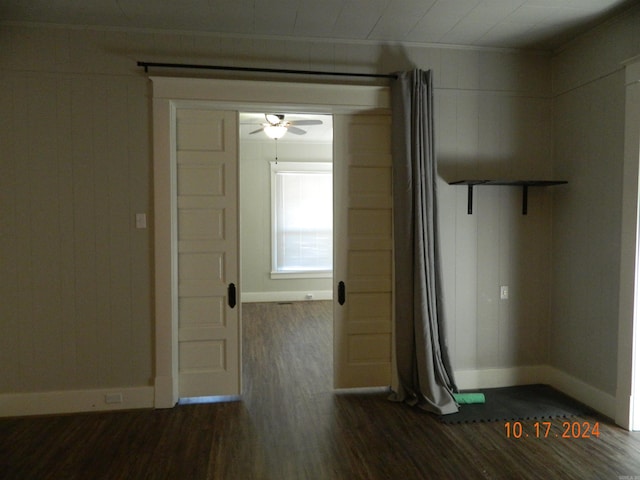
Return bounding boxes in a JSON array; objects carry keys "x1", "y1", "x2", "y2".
[{"x1": 271, "y1": 162, "x2": 332, "y2": 278}]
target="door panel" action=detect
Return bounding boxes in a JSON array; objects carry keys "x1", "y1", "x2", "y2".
[
  {"x1": 178, "y1": 209, "x2": 225, "y2": 240},
  {"x1": 333, "y1": 113, "x2": 393, "y2": 389},
  {"x1": 175, "y1": 108, "x2": 240, "y2": 398}
]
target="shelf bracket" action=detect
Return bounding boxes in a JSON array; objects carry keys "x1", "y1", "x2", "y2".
[{"x1": 451, "y1": 179, "x2": 567, "y2": 216}]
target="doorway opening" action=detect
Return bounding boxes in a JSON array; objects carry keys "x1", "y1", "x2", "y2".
[
  {"x1": 238, "y1": 111, "x2": 335, "y2": 395},
  {"x1": 151, "y1": 77, "x2": 392, "y2": 408},
  {"x1": 617, "y1": 58, "x2": 640, "y2": 430}
]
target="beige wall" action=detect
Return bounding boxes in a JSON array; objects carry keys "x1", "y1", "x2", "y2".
[
  {"x1": 437, "y1": 88, "x2": 554, "y2": 373},
  {"x1": 0, "y1": 23, "x2": 554, "y2": 399},
  {"x1": 0, "y1": 54, "x2": 152, "y2": 393},
  {"x1": 551, "y1": 5, "x2": 640, "y2": 396}
]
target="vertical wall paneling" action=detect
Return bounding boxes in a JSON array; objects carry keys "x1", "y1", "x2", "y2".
[
  {"x1": 56, "y1": 75, "x2": 77, "y2": 389},
  {"x1": 0, "y1": 69, "x2": 153, "y2": 398},
  {"x1": 436, "y1": 85, "x2": 554, "y2": 378},
  {"x1": 14, "y1": 76, "x2": 36, "y2": 389},
  {"x1": 27, "y1": 76, "x2": 59, "y2": 390},
  {"x1": 128, "y1": 79, "x2": 153, "y2": 385},
  {"x1": 93, "y1": 76, "x2": 112, "y2": 387},
  {"x1": 0, "y1": 74, "x2": 20, "y2": 389},
  {"x1": 475, "y1": 185, "x2": 501, "y2": 368},
  {"x1": 552, "y1": 60, "x2": 629, "y2": 394},
  {"x1": 107, "y1": 77, "x2": 134, "y2": 386},
  {"x1": 71, "y1": 77, "x2": 98, "y2": 388}
]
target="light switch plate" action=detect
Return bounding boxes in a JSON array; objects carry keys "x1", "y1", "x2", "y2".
[
  {"x1": 500, "y1": 286, "x2": 509, "y2": 300},
  {"x1": 135, "y1": 213, "x2": 147, "y2": 229}
]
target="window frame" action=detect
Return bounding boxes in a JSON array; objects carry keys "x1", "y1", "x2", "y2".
[{"x1": 270, "y1": 161, "x2": 333, "y2": 279}]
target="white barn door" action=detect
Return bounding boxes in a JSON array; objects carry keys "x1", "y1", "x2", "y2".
[
  {"x1": 333, "y1": 113, "x2": 393, "y2": 388},
  {"x1": 175, "y1": 108, "x2": 240, "y2": 398}
]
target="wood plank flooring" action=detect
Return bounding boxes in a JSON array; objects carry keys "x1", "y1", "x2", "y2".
[{"x1": 2, "y1": 301, "x2": 640, "y2": 479}]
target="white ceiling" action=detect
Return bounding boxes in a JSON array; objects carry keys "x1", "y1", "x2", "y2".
[{"x1": 2, "y1": 0, "x2": 637, "y2": 50}]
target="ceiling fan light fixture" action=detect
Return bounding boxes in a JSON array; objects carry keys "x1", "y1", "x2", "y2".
[
  {"x1": 264, "y1": 124, "x2": 287, "y2": 139},
  {"x1": 265, "y1": 113, "x2": 283, "y2": 125}
]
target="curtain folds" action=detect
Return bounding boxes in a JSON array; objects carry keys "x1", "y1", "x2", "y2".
[{"x1": 390, "y1": 69, "x2": 459, "y2": 415}]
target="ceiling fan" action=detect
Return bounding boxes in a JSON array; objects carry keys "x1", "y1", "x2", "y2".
[{"x1": 249, "y1": 114, "x2": 323, "y2": 139}]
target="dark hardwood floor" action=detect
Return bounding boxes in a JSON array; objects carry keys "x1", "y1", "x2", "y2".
[{"x1": 2, "y1": 300, "x2": 640, "y2": 479}]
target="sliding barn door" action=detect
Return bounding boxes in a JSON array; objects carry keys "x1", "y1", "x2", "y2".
[
  {"x1": 333, "y1": 113, "x2": 393, "y2": 388},
  {"x1": 175, "y1": 108, "x2": 240, "y2": 398}
]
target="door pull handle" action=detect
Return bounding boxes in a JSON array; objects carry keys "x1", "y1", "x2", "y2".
[
  {"x1": 338, "y1": 281, "x2": 346, "y2": 306},
  {"x1": 228, "y1": 283, "x2": 237, "y2": 308}
]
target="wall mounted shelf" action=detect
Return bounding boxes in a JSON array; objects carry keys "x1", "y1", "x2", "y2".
[{"x1": 448, "y1": 180, "x2": 568, "y2": 215}]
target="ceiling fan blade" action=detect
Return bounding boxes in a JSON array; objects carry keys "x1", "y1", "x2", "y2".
[
  {"x1": 287, "y1": 126, "x2": 307, "y2": 135},
  {"x1": 289, "y1": 120, "x2": 323, "y2": 126},
  {"x1": 249, "y1": 127, "x2": 265, "y2": 135}
]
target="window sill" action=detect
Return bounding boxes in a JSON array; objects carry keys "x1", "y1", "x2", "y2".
[{"x1": 270, "y1": 271, "x2": 333, "y2": 280}]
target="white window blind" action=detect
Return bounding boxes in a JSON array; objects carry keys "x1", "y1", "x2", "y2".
[{"x1": 271, "y1": 162, "x2": 332, "y2": 276}]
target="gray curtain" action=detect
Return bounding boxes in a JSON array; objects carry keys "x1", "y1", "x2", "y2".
[{"x1": 390, "y1": 69, "x2": 459, "y2": 415}]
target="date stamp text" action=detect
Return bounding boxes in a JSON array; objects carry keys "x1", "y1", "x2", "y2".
[{"x1": 504, "y1": 420, "x2": 600, "y2": 439}]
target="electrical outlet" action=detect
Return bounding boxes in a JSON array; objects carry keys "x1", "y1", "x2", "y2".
[
  {"x1": 105, "y1": 393, "x2": 123, "y2": 404},
  {"x1": 500, "y1": 286, "x2": 509, "y2": 300}
]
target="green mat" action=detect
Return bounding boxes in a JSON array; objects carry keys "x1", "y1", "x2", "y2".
[{"x1": 453, "y1": 392, "x2": 485, "y2": 404}]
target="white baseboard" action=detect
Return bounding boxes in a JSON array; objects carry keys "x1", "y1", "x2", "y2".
[
  {"x1": 241, "y1": 290, "x2": 333, "y2": 303},
  {"x1": 454, "y1": 365, "x2": 547, "y2": 390},
  {"x1": 545, "y1": 366, "x2": 617, "y2": 420},
  {"x1": 0, "y1": 367, "x2": 618, "y2": 421},
  {"x1": 454, "y1": 365, "x2": 617, "y2": 420},
  {"x1": 0, "y1": 386, "x2": 154, "y2": 418}
]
